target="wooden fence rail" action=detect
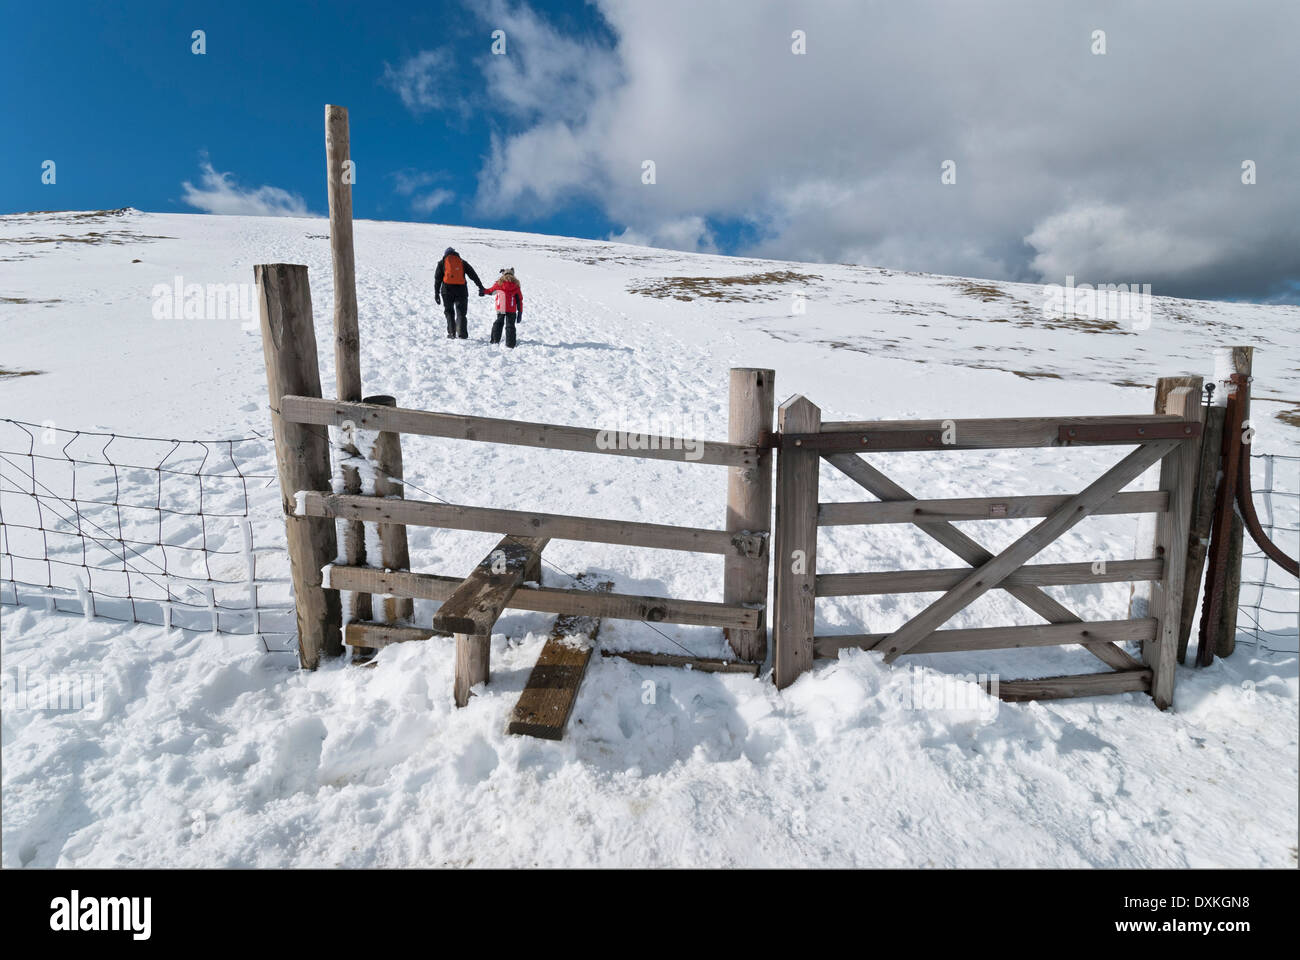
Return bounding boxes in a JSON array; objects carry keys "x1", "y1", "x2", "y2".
[
  {"x1": 817, "y1": 490, "x2": 1167, "y2": 526},
  {"x1": 295, "y1": 491, "x2": 760, "y2": 556},
  {"x1": 281, "y1": 395, "x2": 758, "y2": 468},
  {"x1": 816, "y1": 558, "x2": 1164, "y2": 596},
  {"x1": 324, "y1": 564, "x2": 761, "y2": 630}
]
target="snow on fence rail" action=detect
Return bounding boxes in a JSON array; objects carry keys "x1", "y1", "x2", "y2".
[{"x1": 0, "y1": 418, "x2": 296, "y2": 653}]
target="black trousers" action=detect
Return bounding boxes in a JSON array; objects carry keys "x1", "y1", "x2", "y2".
[
  {"x1": 490, "y1": 313, "x2": 517, "y2": 348},
  {"x1": 442, "y1": 286, "x2": 469, "y2": 338}
]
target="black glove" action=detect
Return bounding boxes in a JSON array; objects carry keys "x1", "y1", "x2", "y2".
[
  {"x1": 516, "y1": 311, "x2": 522, "y2": 323},
  {"x1": 435, "y1": 294, "x2": 441, "y2": 305},
  {"x1": 477, "y1": 287, "x2": 486, "y2": 297}
]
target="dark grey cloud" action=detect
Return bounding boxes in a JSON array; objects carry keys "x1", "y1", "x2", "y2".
[{"x1": 470, "y1": 0, "x2": 1300, "y2": 302}]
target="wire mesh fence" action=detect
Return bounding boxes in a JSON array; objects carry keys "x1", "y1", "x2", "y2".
[
  {"x1": 1237, "y1": 451, "x2": 1300, "y2": 653},
  {"x1": 0, "y1": 418, "x2": 296, "y2": 654},
  {"x1": 2, "y1": 417, "x2": 1296, "y2": 662}
]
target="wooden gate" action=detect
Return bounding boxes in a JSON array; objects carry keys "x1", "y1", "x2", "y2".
[{"x1": 770, "y1": 379, "x2": 1204, "y2": 709}]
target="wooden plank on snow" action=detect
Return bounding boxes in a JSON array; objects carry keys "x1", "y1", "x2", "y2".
[{"x1": 507, "y1": 579, "x2": 613, "y2": 741}]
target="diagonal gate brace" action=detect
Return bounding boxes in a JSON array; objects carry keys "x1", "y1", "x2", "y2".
[
  {"x1": 875, "y1": 440, "x2": 1178, "y2": 663},
  {"x1": 823, "y1": 453, "x2": 1142, "y2": 672}
]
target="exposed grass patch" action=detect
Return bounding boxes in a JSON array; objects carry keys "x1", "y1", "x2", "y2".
[
  {"x1": 0, "y1": 296, "x2": 62, "y2": 305},
  {"x1": 1040, "y1": 314, "x2": 1133, "y2": 335},
  {"x1": 0, "y1": 367, "x2": 44, "y2": 380},
  {"x1": 1277, "y1": 408, "x2": 1300, "y2": 429},
  {"x1": 0, "y1": 230, "x2": 174, "y2": 246},
  {"x1": 952, "y1": 280, "x2": 1011, "y2": 302},
  {"x1": 576, "y1": 254, "x2": 663, "y2": 266},
  {"x1": 1, "y1": 207, "x2": 136, "y2": 223},
  {"x1": 629, "y1": 270, "x2": 822, "y2": 302}
]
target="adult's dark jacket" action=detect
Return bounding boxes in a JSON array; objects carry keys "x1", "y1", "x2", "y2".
[{"x1": 434, "y1": 252, "x2": 484, "y2": 300}]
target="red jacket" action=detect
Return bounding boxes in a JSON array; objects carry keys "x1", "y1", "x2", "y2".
[{"x1": 485, "y1": 279, "x2": 522, "y2": 314}]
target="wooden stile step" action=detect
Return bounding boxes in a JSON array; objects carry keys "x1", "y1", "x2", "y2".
[
  {"x1": 508, "y1": 579, "x2": 612, "y2": 741},
  {"x1": 344, "y1": 622, "x2": 449, "y2": 648},
  {"x1": 433, "y1": 535, "x2": 549, "y2": 635}
]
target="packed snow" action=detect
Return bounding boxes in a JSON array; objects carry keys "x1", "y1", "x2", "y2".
[{"x1": 2, "y1": 209, "x2": 1296, "y2": 867}]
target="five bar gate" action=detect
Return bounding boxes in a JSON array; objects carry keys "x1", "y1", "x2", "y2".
[{"x1": 769, "y1": 380, "x2": 1204, "y2": 709}]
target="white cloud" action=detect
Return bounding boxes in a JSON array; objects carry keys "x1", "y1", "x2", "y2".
[
  {"x1": 475, "y1": 0, "x2": 621, "y2": 121},
  {"x1": 382, "y1": 48, "x2": 458, "y2": 114},
  {"x1": 610, "y1": 216, "x2": 717, "y2": 254},
  {"x1": 467, "y1": 0, "x2": 1300, "y2": 300},
  {"x1": 1025, "y1": 203, "x2": 1222, "y2": 284},
  {"x1": 391, "y1": 169, "x2": 455, "y2": 216},
  {"x1": 180, "y1": 159, "x2": 311, "y2": 217},
  {"x1": 413, "y1": 190, "x2": 455, "y2": 215}
]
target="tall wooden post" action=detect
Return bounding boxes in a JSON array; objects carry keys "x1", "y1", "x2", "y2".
[
  {"x1": 326, "y1": 104, "x2": 361, "y2": 401},
  {"x1": 772, "y1": 395, "x2": 821, "y2": 689},
  {"x1": 363, "y1": 394, "x2": 414, "y2": 623},
  {"x1": 326, "y1": 104, "x2": 369, "y2": 622},
  {"x1": 255, "y1": 263, "x2": 342, "y2": 669},
  {"x1": 723, "y1": 368, "x2": 775, "y2": 662},
  {"x1": 1145, "y1": 381, "x2": 1203, "y2": 709},
  {"x1": 1214, "y1": 346, "x2": 1253, "y2": 657}
]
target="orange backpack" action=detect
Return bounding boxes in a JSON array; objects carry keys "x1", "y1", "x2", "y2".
[{"x1": 443, "y1": 253, "x2": 465, "y2": 285}]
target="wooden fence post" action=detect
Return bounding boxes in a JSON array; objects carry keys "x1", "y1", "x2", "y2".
[
  {"x1": 364, "y1": 394, "x2": 414, "y2": 623},
  {"x1": 772, "y1": 395, "x2": 820, "y2": 688},
  {"x1": 455, "y1": 633, "x2": 490, "y2": 708},
  {"x1": 1214, "y1": 346, "x2": 1253, "y2": 657},
  {"x1": 1178, "y1": 402, "x2": 1224, "y2": 662},
  {"x1": 326, "y1": 103, "x2": 369, "y2": 622},
  {"x1": 724, "y1": 367, "x2": 776, "y2": 662},
  {"x1": 326, "y1": 103, "x2": 361, "y2": 401},
  {"x1": 1130, "y1": 375, "x2": 1201, "y2": 620},
  {"x1": 1145, "y1": 380, "x2": 1203, "y2": 709},
  {"x1": 255, "y1": 263, "x2": 342, "y2": 669}
]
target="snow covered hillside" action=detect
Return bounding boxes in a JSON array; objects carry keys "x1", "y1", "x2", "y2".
[{"x1": 2, "y1": 208, "x2": 1297, "y2": 868}]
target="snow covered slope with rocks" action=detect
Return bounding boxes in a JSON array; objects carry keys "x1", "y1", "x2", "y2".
[{"x1": 2, "y1": 208, "x2": 1296, "y2": 867}]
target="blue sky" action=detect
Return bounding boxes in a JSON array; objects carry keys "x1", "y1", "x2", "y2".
[
  {"x1": 1, "y1": 0, "x2": 619, "y2": 240},
  {"x1": 5, "y1": 0, "x2": 1298, "y2": 303}
]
